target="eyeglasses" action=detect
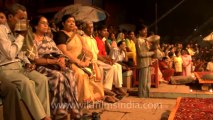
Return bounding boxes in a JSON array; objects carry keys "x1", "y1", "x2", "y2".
[{"x1": 39, "y1": 21, "x2": 49, "y2": 25}]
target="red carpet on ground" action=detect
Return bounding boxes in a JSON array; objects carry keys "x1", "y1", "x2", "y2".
[{"x1": 169, "y1": 97, "x2": 213, "y2": 120}]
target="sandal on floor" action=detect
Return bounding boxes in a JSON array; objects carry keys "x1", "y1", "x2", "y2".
[
  {"x1": 115, "y1": 94, "x2": 124, "y2": 100},
  {"x1": 54, "y1": 109, "x2": 69, "y2": 120},
  {"x1": 104, "y1": 89, "x2": 116, "y2": 96},
  {"x1": 104, "y1": 96, "x2": 116, "y2": 103},
  {"x1": 81, "y1": 113, "x2": 92, "y2": 120},
  {"x1": 112, "y1": 87, "x2": 127, "y2": 96},
  {"x1": 111, "y1": 96, "x2": 120, "y2": 102},
  {"x1": 70, "y1": 109, "x2": 82, "y2": 120},
  {"x1": 92, "y1": 112, "x2": 101, "y2": 120}
]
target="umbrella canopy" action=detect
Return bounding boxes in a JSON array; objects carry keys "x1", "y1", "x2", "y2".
[
  {"x1": 203, "y1": 32, "x2": 213, "y2": 41},
  {"x1": 54, "y1": 4, "x2": 107, "y2": 24}
]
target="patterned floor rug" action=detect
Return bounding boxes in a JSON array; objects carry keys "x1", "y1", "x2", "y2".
[{"x1": 169, "y1": 97, "x2": 213, "y2": 120}]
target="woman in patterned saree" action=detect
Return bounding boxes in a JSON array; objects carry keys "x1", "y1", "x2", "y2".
[
  {"x1": 53, "y1": 14, "x2": 104, "y2": 103},
  {"x1": 30, "y1": 16, "x2": 81, "y2": 119}
]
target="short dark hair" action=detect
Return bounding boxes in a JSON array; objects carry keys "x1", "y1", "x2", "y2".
[
  {"x1": 128, "y1": 30, "x2": 134, "y2": 35},
  {"x1": 61, "y1": 14, "x2": 75, "y2": 23},
  {"x1": 175, "y1": 50, "x2": 180, "y2": 56},
  {"x1": 30, "y1": 15, "x2": 46, "y2": 32},
  {"x1": 117, "y1": 40, "x2": 124, "y2": 47},
  {"x1": 59, "y1": 14, "x2": 75, "y2": 29},
  {"x1": 135, "y1": 24, "x2": 147, "y2": 34},
  {"x1": 168, "y1": 52, "x2": 174, "y2": 58},
  {"x1": 96, "y1": 24, "x2": 107, "y2": 31},
  {"x1": 5, "y1": 3, "x2": 26, "y2": 17},
  {"x1": 162, "y1": 56, "x2": 168, "y2": 61}
]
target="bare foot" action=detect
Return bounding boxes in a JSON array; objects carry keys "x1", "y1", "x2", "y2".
[{"x1": 42, "y1": 116, "x2": 52, "y2": 120}]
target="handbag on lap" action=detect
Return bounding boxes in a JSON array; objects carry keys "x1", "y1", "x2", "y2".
[{"x1": 42, "y1": 52, "x2": 70, "y2": 70}]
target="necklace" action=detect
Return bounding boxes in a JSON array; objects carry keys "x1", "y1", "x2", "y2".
[{"x1": 34, "y1": 33, "x2": 45, "y2": 41}]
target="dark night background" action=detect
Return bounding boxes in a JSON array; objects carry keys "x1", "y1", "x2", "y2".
[
  {"x1": 1, "y1": 0, "x2": 213, "y2": 44},
  {"x1": 104, "y1": 0, "x2": 213, "y2": 44}
]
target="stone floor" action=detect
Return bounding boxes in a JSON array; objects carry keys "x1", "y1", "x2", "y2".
[
  {"x1": 87, "y1": 96, "x2": 176, "y2": 120},
  {"x1": 150, "y1": 83, "x2": 213, "y2": 98},
  {"x1": 1, "y1": 82, "x2": 212, "y2": 120},
  {"x1": 87, "y1": 82, "x2": 213, "y2": 120}
]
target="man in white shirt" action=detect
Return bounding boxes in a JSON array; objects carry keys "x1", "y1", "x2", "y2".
[
  {"x1": 0, "y1": 3, "x2": 50, "y2": 120},
  {"x1": 82, "y1": 21, "x2": 127, "y2": 102},
  {"x1": 110, "y1": 41, "x2": 134, "y2": 71},
  {"x1": 110, "y1": 41, "x2": 128, "y2": 63}
]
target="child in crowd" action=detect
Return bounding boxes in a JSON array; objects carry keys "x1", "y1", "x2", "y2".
[
  {"x1": 181, "y1": 49, "x2": 192, "y2": 76},
  {"x1": 173, "y1": 50, "x2": 183, "y2": 76}
]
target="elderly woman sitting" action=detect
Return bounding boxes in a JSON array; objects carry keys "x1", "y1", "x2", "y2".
[
  {"x1": 53, "y1": 14, "x2": 104, "y2": 103},
  {"x1": 29, "y1": 15, "x2": 81, "y2": 119}
]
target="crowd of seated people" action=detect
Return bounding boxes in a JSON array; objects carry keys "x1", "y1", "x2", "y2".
[
  {"x1": 0, "y1": 3, "x2": 130, "y2": 120},
  {"x1": 105, "y1": 27, "x2": 213, "y2": 84}
]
